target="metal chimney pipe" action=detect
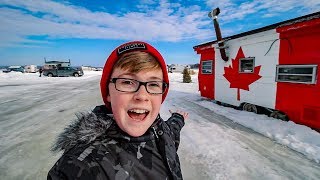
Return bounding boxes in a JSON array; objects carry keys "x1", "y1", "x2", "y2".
[{"x1": 208, "y1": 8, "x2": 228, "y2": 61}]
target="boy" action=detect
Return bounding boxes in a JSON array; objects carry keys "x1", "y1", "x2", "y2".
[{"x1": 48, "y1": 41, "x2": 188, "y2": 180}]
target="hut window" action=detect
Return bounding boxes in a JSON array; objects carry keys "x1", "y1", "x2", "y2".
[
  {"x1": 201, "y1": 60, "x2": 213, "y2": 74},
  {"x1": 276, "y1": 65, "x2": 317, "y2": 84},
  {"x1": 239, "y1": 57, "x2": 255, "y2": 73}
]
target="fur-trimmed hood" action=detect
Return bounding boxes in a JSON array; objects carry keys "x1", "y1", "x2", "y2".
[
  {"x1": 51, "y1": 105, "x2": 114, "y2": 153},
  {"x1": 51, "y1": 105, "x2": 162, "y2": 153}
]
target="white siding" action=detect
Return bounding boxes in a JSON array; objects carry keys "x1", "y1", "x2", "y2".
[{"x1": 215, "y1": 29, "x2": 279, "y2": 108}]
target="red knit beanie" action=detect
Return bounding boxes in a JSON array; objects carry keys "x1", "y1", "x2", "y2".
[{"x1": 100, "y1": 41, "x2": 169, "y2": 110}]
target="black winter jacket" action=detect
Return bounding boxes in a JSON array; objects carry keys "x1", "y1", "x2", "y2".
[{"x1": 47, "y1": 105, "x2": 185, "y2": 180}]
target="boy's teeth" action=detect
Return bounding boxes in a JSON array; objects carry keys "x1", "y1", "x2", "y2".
[{"x1": 129, "y1": 109, "x2": 149, "y2": 114}]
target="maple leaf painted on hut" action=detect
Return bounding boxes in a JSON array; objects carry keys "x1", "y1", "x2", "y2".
[{"x1": 223, "y1": 47, "x2": 262, "y2": 101}]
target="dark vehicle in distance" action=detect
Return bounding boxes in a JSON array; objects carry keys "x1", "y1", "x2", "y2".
[
  {"x1": 43, "y1": 67, "x2": 83, "y2": 77},
  {"x1": 3, "y1": 66, "x2": 25, "y2": 73}
]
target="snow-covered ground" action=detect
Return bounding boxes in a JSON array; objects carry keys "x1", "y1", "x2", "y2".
[
  {"x1": 0, "y1": 71, "x2": 320, "y2": 179},
  {"x1": 165, "y1": 72, "x2": 320, "y2": 163}
]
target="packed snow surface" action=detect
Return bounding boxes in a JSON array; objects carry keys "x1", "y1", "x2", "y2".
[{"x1": 0, "y1": 71, "x2": 319, "y2": 179}]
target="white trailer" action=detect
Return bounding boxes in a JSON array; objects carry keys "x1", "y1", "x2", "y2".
[{"x1": 24, "y1": 65, "x2": 37, "y2": 73}]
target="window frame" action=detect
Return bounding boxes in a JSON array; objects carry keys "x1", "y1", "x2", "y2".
[
  {"x1": 201, "y1": 60, "x2": 213, "y2": 74},
  {"x1": 275, "y1": 64, "x2": 318, "y2": 84},
  {"x1": 239, "y1": 57, "x2": 255, "y2": 73}
]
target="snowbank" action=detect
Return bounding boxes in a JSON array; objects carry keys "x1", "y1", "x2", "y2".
[{"x1": 168, "y1": 72, "x2": 320, "y2": 164}]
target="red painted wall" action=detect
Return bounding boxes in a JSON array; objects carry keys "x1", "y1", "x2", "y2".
[
  {"x1": 195, "y1": 47, "x2": 215, "y2": 99},
  {"x1": 276, "y1": 18, "x2": 320, "y2": 129}
]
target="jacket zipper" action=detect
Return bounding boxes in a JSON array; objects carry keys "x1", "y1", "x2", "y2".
[{"x1": 152, "y1": 126, "x2": 159, "y2": 139}]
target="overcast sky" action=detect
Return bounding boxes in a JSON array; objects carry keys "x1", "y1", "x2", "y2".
[{"x1": 0, "y1": 0, "x2": 319, "y2": 67}]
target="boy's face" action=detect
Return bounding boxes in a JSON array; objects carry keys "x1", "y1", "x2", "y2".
[{"x1": 107, "y1": 68, "x2": 163, "y2": 137}]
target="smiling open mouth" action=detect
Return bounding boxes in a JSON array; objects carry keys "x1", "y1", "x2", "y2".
[{"x1": 128, "y1": 109, "x2": 150, "y2": 121}]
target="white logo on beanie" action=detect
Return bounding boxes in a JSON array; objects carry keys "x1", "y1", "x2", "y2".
[{"x1": 117, "y1": 43, "x2": 146, "y2": 55}]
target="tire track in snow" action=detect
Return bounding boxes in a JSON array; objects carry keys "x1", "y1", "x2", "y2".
[
  {"x1": 174, "y1": 98, "x2": 320, "y2": 180},
  {"x1": 0, "y1": 75, "x2": 103, "y2": 180}
]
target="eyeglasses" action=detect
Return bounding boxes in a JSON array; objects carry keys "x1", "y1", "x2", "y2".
[{"x1": 110, "y1": 78, "x2": 168, "y2": 94}]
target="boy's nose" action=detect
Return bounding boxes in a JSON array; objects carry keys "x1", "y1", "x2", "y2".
[{"x1": 133, "y1": 85, "x2": 149, "y2": 101}]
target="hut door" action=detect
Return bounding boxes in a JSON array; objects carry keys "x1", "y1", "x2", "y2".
[{"x1": 199, "y1": 52, "x2": 215, "y2": 99}]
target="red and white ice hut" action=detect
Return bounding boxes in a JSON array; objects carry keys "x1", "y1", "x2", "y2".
[{"x1": 194, "y1": 8, "x2": 320, "y2": 130}]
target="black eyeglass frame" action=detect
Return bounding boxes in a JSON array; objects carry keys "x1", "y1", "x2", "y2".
[{"x1": 109, "y1": 78, "x2": 168, "y2": 94}]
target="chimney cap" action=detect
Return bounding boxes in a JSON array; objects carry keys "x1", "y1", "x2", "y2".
[{"x1": 208, "y1": 8, "x2": 220, "y2": 18}]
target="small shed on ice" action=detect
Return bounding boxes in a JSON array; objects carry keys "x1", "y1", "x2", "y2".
[{"x1": 194, "y1": 9, "x2": 320, "y2": 130}]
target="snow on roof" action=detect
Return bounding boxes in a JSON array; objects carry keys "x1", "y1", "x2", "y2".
[
  {"x1": 278, "y1": 13, "x2": 320, "y2": 28},
  {"x1": 8, "y1": 65, "x2": 22, "y2": 68},
  {"x1": 194, "y1": 11, "x2": 320, "y2": 48}
]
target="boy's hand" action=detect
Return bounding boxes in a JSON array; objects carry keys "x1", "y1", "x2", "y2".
[{"x1": 169, "y1": 110, "x2": 189, "y2": 120}]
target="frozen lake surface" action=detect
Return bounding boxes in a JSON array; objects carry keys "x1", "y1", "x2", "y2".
[{"x1": 0, "y1": 71, "x2": 320, "y2": 179}]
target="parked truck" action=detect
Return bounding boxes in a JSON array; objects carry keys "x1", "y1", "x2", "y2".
[
  {"x1": 43, "y1": 66, "x2": 83, "y2": 77},
  {"x1": 42, "y1": 59, "x2": 83, "y2": 77}
]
